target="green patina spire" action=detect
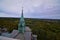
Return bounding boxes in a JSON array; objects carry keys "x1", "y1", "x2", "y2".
[{"x1": 18, "y1": 8, "x2": 25, "y2": 33}]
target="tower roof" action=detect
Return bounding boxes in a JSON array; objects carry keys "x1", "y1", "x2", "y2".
[{"x1": 18, "y1": 8, "x2": 25, "y2": 33}]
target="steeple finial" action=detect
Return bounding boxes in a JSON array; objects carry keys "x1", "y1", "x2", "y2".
[{"x1": 21, "y1": 6, "x2": 23, "y2": 17}]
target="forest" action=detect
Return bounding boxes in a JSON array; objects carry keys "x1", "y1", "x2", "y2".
[{"x1": 0, "y1": 17, "x2": 60, "y2": 40}]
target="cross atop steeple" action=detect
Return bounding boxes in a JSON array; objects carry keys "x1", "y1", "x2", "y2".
[{"x1": 18, "y1": 7, "x2": 25, "y2": 33}]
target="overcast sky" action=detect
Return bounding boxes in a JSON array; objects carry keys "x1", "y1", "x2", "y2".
[{"x1": 0, "y1": 0, "x2": 60, "y2": 19}]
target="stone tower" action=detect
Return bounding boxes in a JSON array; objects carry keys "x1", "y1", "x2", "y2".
[{"x1": 18, "y1": 8, "x2": 25, "y2": 33}]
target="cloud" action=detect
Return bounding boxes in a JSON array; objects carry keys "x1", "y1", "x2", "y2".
[
  {"x1": 0, "y1": 12, "x2": 19, "y2": 17},
  {"x1": 0, "y1": 0, "x2": 60, "y2": 19}
]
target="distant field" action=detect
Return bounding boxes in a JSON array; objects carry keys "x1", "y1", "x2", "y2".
[{"x1": 0, "y1": 17, "x2": 60, "y2": 40}]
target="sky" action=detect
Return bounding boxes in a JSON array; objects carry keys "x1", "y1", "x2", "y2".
[{"x1": 0, "y1": 0, "x2": 60, "y2": 19}]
